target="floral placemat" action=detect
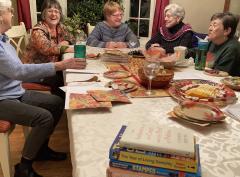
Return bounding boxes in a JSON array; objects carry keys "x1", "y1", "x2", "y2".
[
  {"x1": 88, "y1": 90, "x2": 131, "y2": 103},
  {"x1": 69, "y1": 93, "x2": 112, "y2": 109}
]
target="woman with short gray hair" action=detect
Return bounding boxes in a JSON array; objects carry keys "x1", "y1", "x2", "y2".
[{"x1": 146, "y1": 3, "x2": 193, "y2": 55}]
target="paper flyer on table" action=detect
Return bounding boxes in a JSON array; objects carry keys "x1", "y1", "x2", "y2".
[
  {"x1": 65, "y1": 69, "x2": 100, "y2": 74},
  {"x1": 64, "y1": 82, "x2": 110, "y2": 109}
]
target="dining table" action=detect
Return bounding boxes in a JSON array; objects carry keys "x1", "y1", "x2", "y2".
[{"x1": 63, "y1": 46, "x2": 240, "y2": 177}]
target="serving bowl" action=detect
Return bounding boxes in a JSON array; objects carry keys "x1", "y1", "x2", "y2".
[{"x1": 138, "y1": 68, "x2": 174, "y2": 88}]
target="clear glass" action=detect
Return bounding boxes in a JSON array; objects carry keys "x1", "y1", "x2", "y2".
[{"x1": 143, "y1": 61, "x2": 160, "y2": 95}]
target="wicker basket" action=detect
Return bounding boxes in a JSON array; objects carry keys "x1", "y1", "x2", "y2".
[{"x1": 138, "y1": 68, "x2": 174, "y2": 88}]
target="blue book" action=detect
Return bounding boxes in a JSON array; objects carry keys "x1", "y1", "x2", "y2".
[
  {"x1": 109, "y1": 125, "x2": 201, "y2": 177},
  {"x1": 109, "y1": 125, "x2": 198, "y2": 173}
]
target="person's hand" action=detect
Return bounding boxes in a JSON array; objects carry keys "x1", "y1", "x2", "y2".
[
  {"x1": 149, "y1": 46, "x2": 166, "y2": 57},
  {"x1": 105, "y1": 42, "x2": 128, "y2": 48},
  {"x1": 64, "y1": 46, "x2": 74, "y2": 53},
  {"x1": 55, "y1": 58, "x2": 87, "y2": 71},
  {"x1": 59, "y1": 41, "x2": 70, "y2": 46},
  {"x1": 115, "y1": 42, "x2": 127, "y2": 48},
  {"x1": 105, "y1": 42, "x2": 117, "y2": 48}
]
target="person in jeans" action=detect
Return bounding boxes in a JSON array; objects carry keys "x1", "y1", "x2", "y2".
[
  {"x1": 87, "y1": 1, "x2": 140, "y2": 48},
  {"x1": 0, "y1": 0, "x2": 86, "y2": 176}
]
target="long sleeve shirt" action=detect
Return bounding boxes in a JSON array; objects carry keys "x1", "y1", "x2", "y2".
[
  {"x1": 23, "y1": 22, "x2": 74, "y2": 64},
  {"x1": 0, "y1": 34, "x2": 55, "y2": 100},
  {"x1": 145, "y1": 22, "x2": 193, "y2": 54},
  {"x1": 86, "y1": 22, "x2": 140, "y2": 48},
  {"x1": 207, "y1": 37, "x2": 240, "y2": 76}
]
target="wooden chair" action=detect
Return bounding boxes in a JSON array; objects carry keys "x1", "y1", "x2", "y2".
[
  {"x1": 0, "y1": 120, "x2": 29, "y2": 177},
  {"x1": 5, "y1": 22, "x2": 51, "y2": 92},
  {"x1": 87, "y1": 23, "x2": 95, "y2": 36}
]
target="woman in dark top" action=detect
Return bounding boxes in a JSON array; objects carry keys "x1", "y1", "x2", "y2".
[
  {"x1": 146, "y1": 3, "x2": 193, "y2": 55},
  {"x1": 206, "y1": 12, "x2": 240, "y2": 76}
]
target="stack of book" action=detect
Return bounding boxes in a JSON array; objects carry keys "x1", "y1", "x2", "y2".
[{"x1": 107, "y1": 123, "x2": 202, "y2": 177}]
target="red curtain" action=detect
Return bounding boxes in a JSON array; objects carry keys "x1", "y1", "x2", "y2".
[
  {"x1": 17, "y1": 0, "x2": 32, "y2": 30},
  {"x1": 151, "y1": 0, "x2": 169, "y2": 37}
]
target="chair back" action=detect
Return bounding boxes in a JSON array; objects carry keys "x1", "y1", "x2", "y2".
[
  {"x1": 5, "y1": 22, "x2": 28, "y2": 57},
  {"x1": 87, "y1": 23, "x2": 95, "y2": 36}
]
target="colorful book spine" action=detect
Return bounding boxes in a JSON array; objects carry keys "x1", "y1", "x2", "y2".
[
  {"x1": 107, "y1": 167, "x2": 165, "y2": 177},
  {"x1": 109, "y1": 126, "x2": 197, "y2": 173},
  {"x1": 109, "y1": 157, "x2": 201, "y2": 177}
]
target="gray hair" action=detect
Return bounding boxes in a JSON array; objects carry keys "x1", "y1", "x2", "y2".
[
  {"x1": 0, "y1": 0, "x2": 11, "y2": 11},
  {"x1": 164, "y1": 3, "x2": 185, "y2": 21}
]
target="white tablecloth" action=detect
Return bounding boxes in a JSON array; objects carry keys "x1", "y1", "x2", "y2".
[{"x1": 63, "y1": 48, "x2": 240, "y2": 177}]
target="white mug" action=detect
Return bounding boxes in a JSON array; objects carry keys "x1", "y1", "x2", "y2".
[{"x1": 174, "y1": 46, "x2": 187, "y2": 60}]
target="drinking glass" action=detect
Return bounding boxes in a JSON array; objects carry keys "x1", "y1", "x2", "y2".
[{"x1": 143, "y1": 61, "x2": 160, "y2": 95}]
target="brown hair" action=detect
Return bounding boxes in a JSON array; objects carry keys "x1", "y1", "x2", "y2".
[
  {"x1": 103, "y1": 1, "x2": 123, "y2": 19},
  {"x1": 41, "y1": 0, "x2": 63, "y2": 22},
  {"x1": 211, "y1": 12, "x2": 239, "y2": 38}
]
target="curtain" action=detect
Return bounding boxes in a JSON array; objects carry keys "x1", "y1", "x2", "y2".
[
  {"x1": 151, "y1": 0, "x2": 169, "y2": 37},
  {"x1": 17, "y1": 0, "x2": 32, "y2": 30}
]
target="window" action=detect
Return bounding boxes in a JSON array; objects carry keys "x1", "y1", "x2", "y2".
[{"x1": 123, "y1": 0, "x2": 155, "y2": 39}]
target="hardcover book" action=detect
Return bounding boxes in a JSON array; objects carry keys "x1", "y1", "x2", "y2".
[
  {"x1": 119, "y1": 123, "x2": 195, "y2": 158},
  {"x1": 107, "y1": 167, "x2": 165, "y2": 177},
  {"x1": 109, "y1": 126, "x2": 198, "y2": 173}
]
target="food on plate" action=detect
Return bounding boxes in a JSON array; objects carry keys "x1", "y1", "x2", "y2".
[
  {"x1": 128, "y1": 50, "x2": 144, "y2": 58},
  {"x1": 103, "y1": 70, "x2": 131, "y2": 79},
  {"x1": 221, "y1": 77, "x2": 240, "y2": 90},
  {"x1": 204, "y1": 68, "x2": 229, "y2": 77},
  {"x1": 184, "y1": 84, "x2": 220, "y2": 99}
]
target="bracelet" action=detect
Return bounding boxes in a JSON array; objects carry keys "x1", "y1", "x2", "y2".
[{"x1": 60, "y1": 45, "x2": 69, "y2": 54}]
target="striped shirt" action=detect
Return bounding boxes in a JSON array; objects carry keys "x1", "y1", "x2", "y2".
[{"x1": 86, "y1": 22, "x2": 140, "y2": 48}]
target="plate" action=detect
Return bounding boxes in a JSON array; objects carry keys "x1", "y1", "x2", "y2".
[
  {"x1": 106, "y1": 80, "x2": 138, "y2": 93},
  {"x1": 168, "y1": 79, "x2": 237, "y2": 107},
  {"x1": 103, "y1": 70, "x2": 131, "y2": 79},
  {"x1": 180, "y1": 101, "x2": 225, "y2": 122},
  {"x1": 204, "y1": 68, "x2": 229, "y2": 77},
  {"x1": 221, "y1": 77, "x2": 240, "y2": 91}
]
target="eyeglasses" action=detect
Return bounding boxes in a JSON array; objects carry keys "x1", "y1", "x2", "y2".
[
  {"x1": 47, "y1": 8, "x2": 60, "y2": 14},
  {"x1": 7, "y1": 7, "x2": 14, "y2": 14},
  {"x1": 111, "y1": 13, "x2": 123, "y2": 17}
]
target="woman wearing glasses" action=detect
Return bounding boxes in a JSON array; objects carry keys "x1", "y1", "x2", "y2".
[
  {"x1": 22, "y1": 0, "x2": 74, "y2": 98},
  {"x1": 87, "y1": 1, "x2": 140, "y2": 48},
  {"x1": 0, "y1": 0, "x2": 86, "y2": 176}
]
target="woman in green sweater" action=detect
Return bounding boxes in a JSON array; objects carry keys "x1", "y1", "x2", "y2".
[{"x1": 207, "y1": 12, "x2": 240, "y2": 76}]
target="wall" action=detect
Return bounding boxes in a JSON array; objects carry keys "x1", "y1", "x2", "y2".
[
  {"x1": 171, "y1": 0, "x2": 240, "y2": 33},
  {"x1": 12, "y1": 0, "x2": 18, "y2": 25}
]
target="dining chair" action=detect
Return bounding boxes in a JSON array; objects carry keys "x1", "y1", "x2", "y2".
[
  {"x1": 0, "y1": 120, "x2": 29, "y2": 177},
  {"x1": 5, "y1": 22, "x2": 51, "y2": 92},
  {"x1": 87, "y1": 23, "x2": 95, "y2": 36}
]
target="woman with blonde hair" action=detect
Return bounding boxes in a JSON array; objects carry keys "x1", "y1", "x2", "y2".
[
  {"x1": 0, "y1": 0, "x2": 86, "y2": 176},
  {"x1": 87, "y1": 1, "x2": 139, "y2": 48}
]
